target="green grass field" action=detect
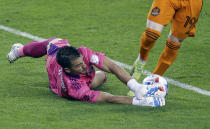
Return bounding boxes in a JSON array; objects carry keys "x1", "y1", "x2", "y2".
[{"x1": 0, "y1": 0, "x2": 210, "y2": 129}]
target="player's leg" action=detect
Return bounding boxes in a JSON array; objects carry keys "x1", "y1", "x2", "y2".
[
  {"x1": 128, "y1": 0, "x2": 175, "y2": 97},
  {"x1": 131, "y1": 0, "x2": 175, "y2": 81},
  {"x1": 8, "y1": 37, "x2": 56, "y2": 63},
  {"x1": 91, "y1": 71, "x2": 107, "y2": 88},
  {"x1": 153, "y1": 0, "x2": 203, "y2": 75},
  {"x1": 153, "y1": 33, "x2": 182, "y2": 75},
  {"x1": 131, "y1": 23, "x2": 163, "y2": 81}
]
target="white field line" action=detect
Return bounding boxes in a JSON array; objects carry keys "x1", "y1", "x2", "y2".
[
  {"x1": 0, "y1": 25, "x2": 46, "y2": 41},
  {"x1": 1, "y1": 25, "x2": 210, "y2": 96}
]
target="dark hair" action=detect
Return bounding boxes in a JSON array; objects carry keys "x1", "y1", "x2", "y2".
[{"x1": 56, "y1": 46, "x2": 81, "y2": 69}]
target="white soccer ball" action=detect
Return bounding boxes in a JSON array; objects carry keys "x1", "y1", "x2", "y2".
[{"x1": 142, "y1": 74, "x2": 168, "y2": 98}]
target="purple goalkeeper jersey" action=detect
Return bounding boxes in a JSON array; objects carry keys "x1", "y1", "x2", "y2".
[{"x1": 46, "y1": 39, "x2": 105, "y2": 102}]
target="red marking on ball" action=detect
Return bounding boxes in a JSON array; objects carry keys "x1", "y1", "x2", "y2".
[
  {"x1": 155, "y1": 77, "x2": 159, "y2": 82},
  {"x1": 159, "y1": 87, "x2": 164, "y2": 91}
]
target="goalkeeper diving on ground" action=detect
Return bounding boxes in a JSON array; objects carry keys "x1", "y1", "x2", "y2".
[{"x1": 7, "y1": 38, "x2": 167, "y2": 107}]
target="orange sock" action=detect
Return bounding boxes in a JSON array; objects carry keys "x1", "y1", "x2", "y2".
[
  {"x1": 140, "y1": 28, "x2": 161, "y2": 61},
  {"x1": 153, "y1": 39, "x2": 181, "y2": 75}
]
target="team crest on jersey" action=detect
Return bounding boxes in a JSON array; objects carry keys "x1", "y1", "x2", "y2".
[
  {"x1": 151, "y1": 7, "x2": 160, "y2": 16},
  {"x1": 90, "y1": 54, "x2": 99, "y2": 64}
]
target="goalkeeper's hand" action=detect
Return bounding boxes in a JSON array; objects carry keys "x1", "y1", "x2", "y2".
[
  {"x1": 132, "y1": 96, "x2": 165, "y2": 107},
  {"x1": 134, "y1": 85, "x2": 166, "y2": 99}
]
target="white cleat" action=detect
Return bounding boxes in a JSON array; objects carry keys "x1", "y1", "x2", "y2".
[{"x1": 7, "y1": 43, "x2": 23, "y2": 63}]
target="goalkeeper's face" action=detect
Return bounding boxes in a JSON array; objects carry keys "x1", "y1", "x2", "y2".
[{"x1": 65, "y1": 56, "x2": 87, "y2": 75}]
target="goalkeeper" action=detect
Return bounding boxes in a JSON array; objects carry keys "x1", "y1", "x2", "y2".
[{"x1": 8, "y1": 38, "x2": 165, "y2": 107}]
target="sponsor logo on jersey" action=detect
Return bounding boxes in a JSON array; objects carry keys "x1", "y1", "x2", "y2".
[
  {"x1": 70, "y1": 78, "x2": 81, "y2": 91},
  {"x1": 58, "y1": 69, "x2": 67, "y2": 92},
  {"x1": 90, "y1": 54, "x2": 99, "y2": 64},
  {"x1": 151, "y1": 7, "x2": 160, "y2": 16}
]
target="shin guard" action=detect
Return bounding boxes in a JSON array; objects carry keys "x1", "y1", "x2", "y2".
[
  {"x1": 140, "y1": 28, "x2": 161, "y2": 61},
  {"x1": 153, "y1": 39, "x2": 181, "y2": 75}
]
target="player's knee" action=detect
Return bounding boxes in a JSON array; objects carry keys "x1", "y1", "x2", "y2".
[
  {"x1": 91, "y1": 71, "x2": 107, "y2": 88},
  {"x1": 146, "y1": 19, "x2": 164, "y2": 33},
  {"x1": 141, "y1": 28, "x2": 161, "y2": 50},
  {"x1": 165, "y1": 39, "x2": 181, "y2": 53},
  {"x1": 141, "y1": 20, "x2": 164, "y2": 48},
  {"x1": 168, "y1": 32, "x2": 184, "y2": 43}
]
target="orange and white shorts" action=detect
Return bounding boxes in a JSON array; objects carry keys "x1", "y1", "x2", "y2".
[{"x1": 147, "y1": 0, "x2": 203, "y2": 40}]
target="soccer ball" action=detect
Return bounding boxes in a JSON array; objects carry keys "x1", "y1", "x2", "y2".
[{"x1": 142, "y1": 74, "x2": 168, "y2": 98}]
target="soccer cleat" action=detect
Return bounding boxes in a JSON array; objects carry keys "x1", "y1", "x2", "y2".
[
  {"x1": 131, "y1": 58, "x2": 146, "y2": 81},
  {"x1": 132, "y1": 96, "x2": 165, "y2": 107},
  {"x1": 7, "y1": 43, "x2": 23, "y2": 63},
  {"x1": 128, "y1": 58, "x2": 146, "y2": 97}
]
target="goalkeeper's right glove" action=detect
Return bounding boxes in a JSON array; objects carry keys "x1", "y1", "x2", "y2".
[{"x1": 132, "y1": 96, "x2": 165, "y2": 107}]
